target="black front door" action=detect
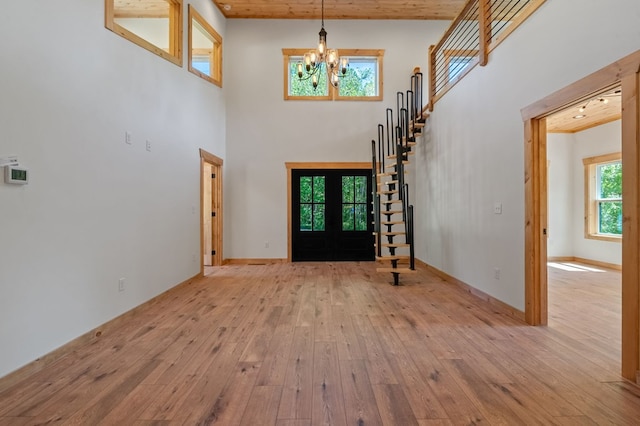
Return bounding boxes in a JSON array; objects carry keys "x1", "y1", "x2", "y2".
[{"x1": 292, "y1": 169, "x2": 374, "y2": 261}]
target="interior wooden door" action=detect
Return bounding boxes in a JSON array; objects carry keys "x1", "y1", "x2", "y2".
[
  {"x1": 203, "y1": 163, "x2": 213, "y2": 266},
  {"x1": 200, "y1": 149, "x2": 223, "y2": 269}
]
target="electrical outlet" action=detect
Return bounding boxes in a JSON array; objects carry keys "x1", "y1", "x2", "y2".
[
  {"x1": 125, "y1": 131, "x2": 132, "y2": 145},
  {"x1": 264, "y1": 241, "x2": 269, "y2": 248},
  {"x1": 146, "y1": 140, "x2": 151, "y2": 152},
  {"x1": 118, "y1": 278, "x2": 125, "y2": 292},
  {"x1": 494, "y1": 268, "x2": 501, "y2": 280},
  {"x1": 494, "y1": 202, "x2": 502, "y2": 214}
]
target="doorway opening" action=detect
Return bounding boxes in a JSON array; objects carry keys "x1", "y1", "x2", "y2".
[
  {"x1": 521, "y1": 50, "x2": 640, "y2": 381},
  {"x1": 544, "y1": 91, "x2": 623, "y2": 377},
  {"x1": 200, "y1": 149, "x2": 223, "y2": 274}
]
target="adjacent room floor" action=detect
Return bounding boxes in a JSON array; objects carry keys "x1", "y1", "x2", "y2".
[{"x1": 0, "y1": 262, "x2": 638, "y2": 425}]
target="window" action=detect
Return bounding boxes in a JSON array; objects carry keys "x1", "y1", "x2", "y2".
[
  {"x1": 341, "y1": 176, "x2": 368, "y2": 231},
  {"x1": 188, "y1": 5, "x2": 222, "y2": 87},
  {"x1": 443, "y1": 49, "x2": 477, "y2": 83},
  {"x1": 584, "y1": 152, "x2": 622, "y2": 241},
  {"x1": 105, "y1": 0, "x2": 182, "y2": 66},
  {"x1": 282, "y1": 49, "x2": 384, "y2": 101},
  {"x1": 300, "y1": 176, "x2": 326, "y2": 231}
]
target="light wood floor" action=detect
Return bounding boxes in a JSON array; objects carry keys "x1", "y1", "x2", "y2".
[{"x1": 1, "y1": 262, "x2": 639, "y2": 425}]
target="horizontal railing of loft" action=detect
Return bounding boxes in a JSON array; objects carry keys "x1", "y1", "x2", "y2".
[{"x1": 428, "y1": 0, "x2": 546, "y2": 110}]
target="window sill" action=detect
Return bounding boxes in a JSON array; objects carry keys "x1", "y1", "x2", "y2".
[{"x1": 586, "y1": 234, "x2": 622, "y2": 243}]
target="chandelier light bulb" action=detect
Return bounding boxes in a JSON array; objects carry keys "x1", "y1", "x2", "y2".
[
  {"x1": 340, "y1": 57, "x2": 348, "y2": 75},
  {"x1": 331, "y1": 72, "x2": 339, "y2": 88}
]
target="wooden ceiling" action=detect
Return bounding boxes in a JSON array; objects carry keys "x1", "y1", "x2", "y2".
[
  {"x1": 114, "y1": 0, "x2": 170, "y2": 18},
  {"x1": 546, "y1": 88, "x2": 622, "y2": 133},
  {"x1": 211, "y1": 0, "x2": 466, "y2": 20}
]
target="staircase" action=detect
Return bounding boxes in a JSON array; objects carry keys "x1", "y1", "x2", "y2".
[{"x1": 372, "y1": 68, "x2": 427, "y2": 285}]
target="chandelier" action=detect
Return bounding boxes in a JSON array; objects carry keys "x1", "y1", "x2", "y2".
[{"x1": 296, "y1": 0, "x2": 348, "y2": 89}]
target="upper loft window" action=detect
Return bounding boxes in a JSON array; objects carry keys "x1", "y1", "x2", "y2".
[
  {"x1": 583, "y1": 152, "x2": 622, "y2": 242},
  {"x1": 443, "y1": 49, "x2": 477, "y2": 83},
  {"x1": 188, "y1": 5, "x2": 222, "y2": 87},
  {"x1": 283, "y1": 49, "x2": 384, "y2": 101},
  {"x1": 105, "y1": 0, "x2": 183, "y2": 66}
]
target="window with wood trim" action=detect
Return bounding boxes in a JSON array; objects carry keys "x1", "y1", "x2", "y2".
[
  {"x1": 283, "y1": 49, "x2": 384, "y2": 101},
  {"x1": 105, "y1": 0, "x2": 182, "y2": 66},
  {"x1": 188, "y1": 5, "x2": 222, "y2": 87},
  {"x1": 584, "y1": 152, "x2": 622, "y2": 242}
]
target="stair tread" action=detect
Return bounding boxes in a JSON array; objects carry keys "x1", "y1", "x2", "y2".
[
  {"x1": 385, "y1": 161, "x2": 410, "y2": 169},
  {"x1": 382, "y1": 243, "x2": 410, "y2": 247},
  {"x1": 378, "y1": 189, "x2": 398, "y2": 195},
  {"x1": 377, "y1": 171, "x2": 408, "y2": 177},
  {"x1": 373, "y1": 231, "x2": 406, "y2": 236},
  {"x1": 381, "y1": 221, "x2": 404, "y2": 225},
  {"x1": 378, "y1": 180, "x2": 399, "y2": 186},
  {"x1": 376, "y1": 267, "x2": 418, "y2": 274},
  {"x1": 381, "y1": 199, "x2": 403, "y2": 204},
  {"x1": 387, "y1": 152, "x2": 415, "y2": 160},
  {"x1": 376, "y1": 255, "x2": 410, "y2": 261},
  {"x1": 381, "y1": 210, "x2": 403, "y2": 215}
]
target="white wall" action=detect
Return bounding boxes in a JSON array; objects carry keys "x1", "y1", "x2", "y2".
[
  {"x1": 224, "y1": 19, "x2": 449, "y2": 259},
  {"x1": 0, "y1": 0, "x2": 226, "y2": 378},
  {"x1": 419, "y1": 0, "x2": 639, "y2": 310},
  {"x1": 547, "y1": 132, "x2": 574, "y2": 257}
]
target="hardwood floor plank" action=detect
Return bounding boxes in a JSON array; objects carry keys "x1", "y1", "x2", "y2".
[
  {"x1": 311, "y1": 342, "x2": 347, "y2": 426},
  {"x1": 138, "y1": 375, "x2": 198, "y2": 421},
  {"x1": 403, "y1": 339, "x2": 486, "y2": 424},
  {"x1": 371, "y1": 384, "x2": 419, "y2": 426},
  {"x1": 332, "y1": 305, "x2": 367, "y2": 361},
  {"x1": 199, "y1": 361, "x2": 262, "y2": 425},
  {"x1": 351, "y1": 315, "x2": 400, "y2": 385},
  {"x1": 170, "y1": 342, "x2": 243, "y2": 425},
  {"x1": 239, "y1": 385, "x2": 282, "y2": 426},
  {"x1": 48, "y1": 358, "x2": 162, "y2": 425},
  {"x1": 0, "y1": 417, "x2": 34, "y2": 426},
  {"x1": 98, "y1": 383, "x2": 163, "y2": 425},
  {"x1": 256, "y1": 324, "x2": 296, "y2": 386},
  {"x1": 374, "y1": 326, "x2": 447, "y2": 420},
  {"x1": 440, "y1": 358, "x2": 523, "y2": 424},
  {"x1": 277, "y1": 327, "x2": 314, "y2": 421},
  {"x1": 276, "y1": 420, "x2": 312, "y2": 426},
  {"x1": 338, "y1": 359, "x2": 383, "y2": 426}
]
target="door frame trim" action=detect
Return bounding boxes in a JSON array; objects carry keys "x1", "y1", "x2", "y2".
[
  {"x1": 285, "y1": 162, "x2": 370, "y2": 262},
  {"x1": 200, "y1": 149, "x2": 224, "y2": 274},
  {"x1": 521, "y1": 49, "x2": 640, "y2": 381}
]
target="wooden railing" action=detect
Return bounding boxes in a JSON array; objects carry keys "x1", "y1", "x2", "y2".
[{"x1": 428, "y1": 0, "x2": 546, "y2": 109}]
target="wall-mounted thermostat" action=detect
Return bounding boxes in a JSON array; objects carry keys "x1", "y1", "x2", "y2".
[{"x1": 4, "y1": 165, "x2": 28, "y2": 185}]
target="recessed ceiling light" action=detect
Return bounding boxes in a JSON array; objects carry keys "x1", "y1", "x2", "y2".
[
  {"x1": 573, "y1": 114, "x2": 586, "y2": 119},
  {"x1": 223, "y1": 4, "x2": 232, "y2": 11}
]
